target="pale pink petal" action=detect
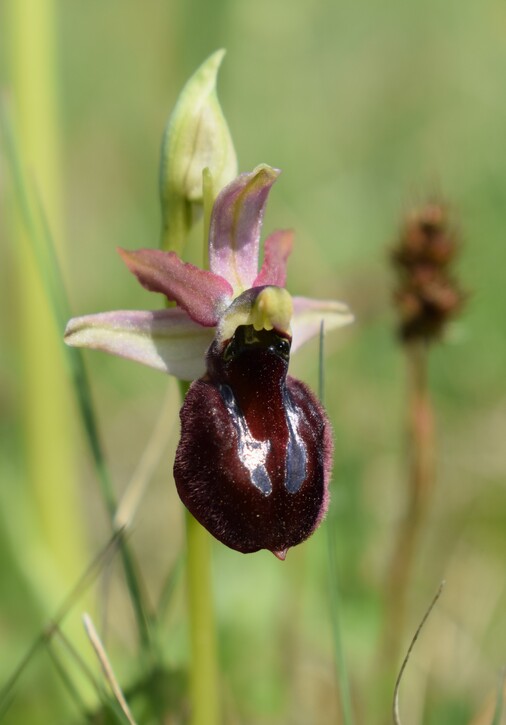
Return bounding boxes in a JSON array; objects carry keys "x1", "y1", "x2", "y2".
[
  {"x1": 291, "y1": 296, "x2": 354, "y2": 353},
  {"x1": 209, "y1": 165, "x2": 280, "y2": 293},
  {"x1": 253, "y1": 229, "x2": 293, "y2": 288},
  {"x1": 118, "y1": 248, "x2": 232, "y2": 327},
  {"x1": 64, "y1": 308, "x2": 213, "y2": 380}
]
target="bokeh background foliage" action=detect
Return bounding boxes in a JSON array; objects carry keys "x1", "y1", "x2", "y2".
[{"x1": 1, "y1": 1, "x2": 506, "y2": 723}]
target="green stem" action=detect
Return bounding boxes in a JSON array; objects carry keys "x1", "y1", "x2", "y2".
[
  {"x1": 160, "y1": 188, "x2": 192, "y2": 254},
  {"x1": 185, "y1": 512, "x2": 220, "y2": 725},
  {"x1": 202, "y1": 167, "x2": 214, "y2": 269},
  {"x1": 177, "y1": 381, "x2": 220, "y2": 725},
  {"x1": 319, "y1": 323, "x2": 354, "y2": 725},
  {"x1": 326, "y1": 523, "x2": 354, "y2": 725}
]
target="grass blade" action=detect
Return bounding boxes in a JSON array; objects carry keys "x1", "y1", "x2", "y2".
[
  {"x1": 0, "y1": 532, "x2": 121, "y2": 712},
  {"x1": 319, "y1": 322, "x2": 354, "y2": 725},
  {"x1": 83, "y1": 613, "x2": 138, "y2": 725},
  {"x1": 393, "y1": 581, "x2": 445, "y2": 725},
  {"x1": 0, "y1": 98, "x2": 151, "y2": 650}
]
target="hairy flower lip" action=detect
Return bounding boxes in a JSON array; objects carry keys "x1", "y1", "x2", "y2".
[
  {"x1": 174, "y1": 362, "x2": 333, "y2": 555},
  {"x1": 218, "y1": 325, "x2": 291, "y2": 370}
]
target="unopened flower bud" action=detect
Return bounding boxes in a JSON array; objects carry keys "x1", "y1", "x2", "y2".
[{"x1": 159, "y1": 49, "x2": 238, "y2": 253}]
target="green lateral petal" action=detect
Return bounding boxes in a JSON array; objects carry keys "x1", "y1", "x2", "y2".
[
  {"x1": 209, "y1": 164, "x2": 280, "y2": 294},
  {"x1": 64, "y1": 308, "x2": 214, "y2": 380},
  {"x1": 291, "y1": 296, "x2": 354, "y2": 353}
]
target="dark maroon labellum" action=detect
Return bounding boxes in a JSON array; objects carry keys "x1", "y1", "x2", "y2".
[{"x1": 174, "y1": 325, "x2": 333, "y2": 557}]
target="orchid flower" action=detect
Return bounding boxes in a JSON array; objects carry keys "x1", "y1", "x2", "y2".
[{"x1": 65, "y1": 164, "x2": 353, "y2": 558}]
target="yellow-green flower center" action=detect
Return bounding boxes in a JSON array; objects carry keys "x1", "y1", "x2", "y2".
[{"x1": 218, "y1": 286, "x2": 293, "y2": 343}]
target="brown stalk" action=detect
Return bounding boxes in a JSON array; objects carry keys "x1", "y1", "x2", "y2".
[
  {"x1": 383, "y1": 339, "x2": 436, "y2": 668},
  {"x1": 377, "y1": 201, "x2": 464, "y2": 704}
]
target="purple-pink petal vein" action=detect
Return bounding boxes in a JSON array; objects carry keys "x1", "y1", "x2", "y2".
[
  {"x1": 209, "y1": 165, "x2": 280, "y2": 292},
  {"x1": 118, "y1": 248, "x2": 233, "y2": 327},
  {"x1": 253, "y1": 229, "x2": 293, "y2": 287}
]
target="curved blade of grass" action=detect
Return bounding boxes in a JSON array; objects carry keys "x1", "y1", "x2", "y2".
[
  {"x1": 115, "y1": 380, "x2": 178, "y2": 531},
  {"x1": 319, "y1": 322, "x2": 354, "y2": 725},
  {"x1": 45, "y1": 642, "x2": 89, "y2": 719},
  {"x1": 393, "y1": 581, "x2": 445, "y2": 725},
  {"x1": 53, "y1": 626, "x2": 102, "y2": 694},
  {"x1": 0, "y1": 532, "x2": 121, "y2": 713},
  {"x1": 0, "y1": 98, "x2": 151, "y2": 650},
  {"x1": 157, "y1": 554, "x2": 184, "y2": 622},
  {"x1": 83, "y1": 613, "x2": 138, "y2": 725}
]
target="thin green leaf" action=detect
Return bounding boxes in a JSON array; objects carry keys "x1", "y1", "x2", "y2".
[
  {"x1": 0, "y1": 532, "x2": 121, "y2": 713},
  {"x1": 52, "y1": 626, "x2": 102, "y2": 695},
  {"x1": 0, "y1": 97, "x2": 151, "y2": 650},
  {"x1": 393, "y1": 581, "x2": 445, "y2": 725},
  {"x1": 46, "y1": 642, "x2": 89, "y2": 718},
  {"x1": 320, "y1": 321, "x2": 354, "y2": 725},
  {"x1": 83, "y1": 613, "x2": 138, "y2": 725},
  {"x1": 157, "y1": 554, "x2": 184, "y2": 621}
]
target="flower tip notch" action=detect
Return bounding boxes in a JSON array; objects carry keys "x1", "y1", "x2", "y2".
[
  {"x1": 272, "y1": 549, "x2": 288, "y2": 561},
  {"x1": 252, "y1": 162, "x2": 281, "y2": 183}
]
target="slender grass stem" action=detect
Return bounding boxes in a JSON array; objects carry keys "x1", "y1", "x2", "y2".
[
  {"x1": 392, "y1": 582, "x2": 445, "y2": 725},
  {"x1": 115, "y1": 380, "x2": 179, "y2": 531},
  {"x1": 1, "y1": 105, "x2": 151, "y2": 650},
  {"x1": 185, "y1": 511, "x2": 220, "y2": 725},
  {"x1": 326, "y1": 522, "x2": 355, "y2": 725},
  {"x1": 46, "y1": 642, "x2": 89, "y2": 718},
  {"x1": 83, "y1": 613, "x2": 138, "y2": 725},
  {"x1": 157, "y1": 554, "x2": 184, "y2": 621},
  {"x1": 319, "y1": 323, "x2": 354, "y2": 725},
  {"x1": 0, "y1": 532, "x2": 121, "y2": 712},
  {"x1": 53, "y1": 626, "x2": 103, "y2": 695}
]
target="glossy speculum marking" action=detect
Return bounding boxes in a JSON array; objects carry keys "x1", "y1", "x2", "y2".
[
  {"x1": 219, "y1": 383, "x2": 274, "y2": 496},
  {"x1": 174, "y1": 325, "x2": 332, "y2": 557}
]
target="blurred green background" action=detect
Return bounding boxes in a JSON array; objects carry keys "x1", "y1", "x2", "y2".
[{"x1": 1, "y1": 1, "x2": 506, "y2": 723}]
